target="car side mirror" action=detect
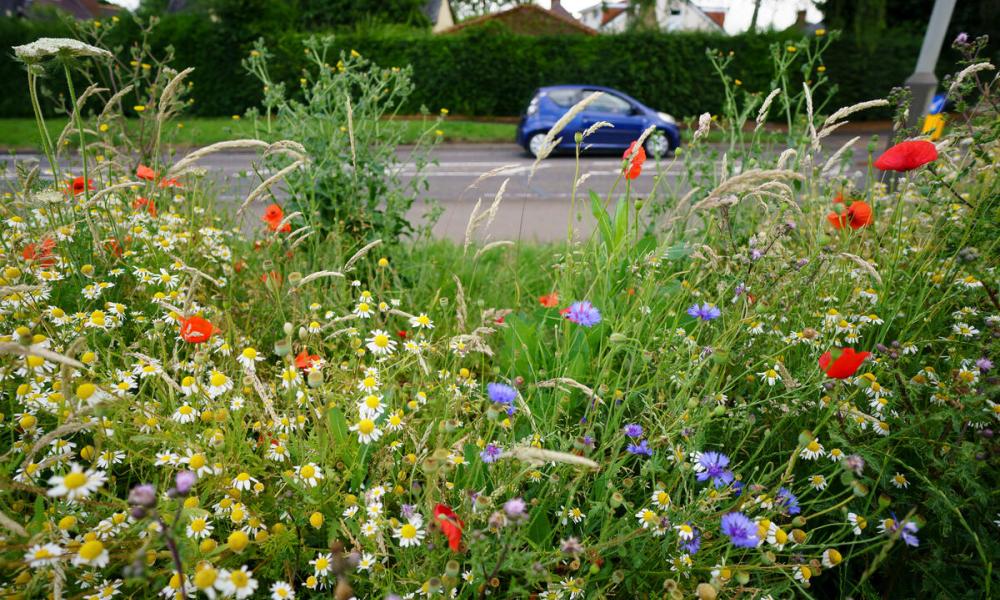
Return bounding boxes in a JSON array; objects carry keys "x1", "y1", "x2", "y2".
[{"x1": 630, "y1": 106, "x2": 643, "y2": 115}]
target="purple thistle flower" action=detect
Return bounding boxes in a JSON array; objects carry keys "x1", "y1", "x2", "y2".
[
  {"x1": 776, "y1": 487, "x2": 801, "y2": 515},
  {"x1": 695, "y1": 451, "x2": 734, "y2": 488},
  {"x1": 955, "y1": 32, "x2": 969, "y2": 45},
  {"x1": 480, "y1": 444, "x2": 503, "y2": 464},
  {"x1": 487, "y1": 382, "x2": 517, "y2": 405},
  {"x1": 623, "y1": 423, "x2": 644, "y2": 438},
  {"x1": 503, "y1": 498, "x2": 527, "y2": 521},
  {"x1": 720, "y1": 512, "x2": 759, "y2": 548},
  {"x1": 976, "y1": 357, "x2": 993, "y2": 373},
  {"x1": 687, "y1": 302, "x2": 721, "y2": 321},
  {"x1": 626, "y1": 440, "x2": 653, "y2": 456},
  {"x1": 174, "y1": 470, "x2": 196, "y2": 495},
  {"x1": 680, "y1": 526, "x2": 701, "y2": 555},
  {"x1": 564, "y1": 301, "x2": 602, "y2": 327}
]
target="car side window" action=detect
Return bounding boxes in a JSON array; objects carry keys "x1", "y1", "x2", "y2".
[
  {"x1": 586, "y1": 92, "x2": 633, "y2": 115},
  {"x1": 547, "y1": 89, "x2": 582, "y2": 108}
]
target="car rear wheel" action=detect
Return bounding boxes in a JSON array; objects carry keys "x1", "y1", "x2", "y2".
[
  {"x1": 644, "y1": 131, "x2": 671, "y2": 159},
  {"x1": 528, "y1": 132, "x2": 549, "y2": 158}
]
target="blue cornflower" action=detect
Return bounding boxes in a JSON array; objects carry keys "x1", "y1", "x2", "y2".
[
  {"x1": 623, "y1": 423, "x2": 644, "y2": 438},
  {"x1": 626, "y1": 440, "x2": 652, "y2": 456},
  {"x1": 480, "y1": 444, "x2": 503, "y2": 464},
  {"x1": 776, "y1": 487, "x2": 801, "y2": 515},
  {"x1": 720, "y1": 512, "x2": 759, "y2": 548},
  {"x1": 687, "y1": 302, "x2": 721, "y2": 321},
  {"x1": 695, "y1": 451, "x2": 734, "y2": 488},
  {"x1": 564, "y1": 301, "x2": 602, "y2": 327},
  {"x1": 680, "y1": 526, "x2": 701, "y2": 555},
  {"x1": 487, "y1": 382, "x2": 517, "y2": 405},
  {"x1": 888, "y1": 513, "x2": 920, "y2": 547}
]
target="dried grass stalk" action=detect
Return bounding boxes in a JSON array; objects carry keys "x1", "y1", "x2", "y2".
[
  {"x1": 508, "y1": 446, "x2": 599, "y2": 470},
  {"x1": 530, "y1": 91, "x2": 604, "y2": 174},
  {"x1": 168, "y1": 140, "x2": 271, "y2": 176},
  {"x1": 343, "y1": 239, "x2": 383, "y2": 272},
  {"x1": 0, "y1": 343, "x2": 84, "y2": 369},
  {"x1": 238, "y1": 159, "x2": 306, "y2": 215}
]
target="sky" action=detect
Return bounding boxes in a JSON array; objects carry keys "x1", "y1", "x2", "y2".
[{"x1": 107, "y1": 1, "x2": 825, "y2": 35}]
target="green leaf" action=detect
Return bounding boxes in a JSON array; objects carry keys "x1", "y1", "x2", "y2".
[
  {"x1": 589, "y1": 190, "x2": 613, "y2": 249},
  {"x1": 613, "y1": 196, "x2": 629, "y2": 249}
]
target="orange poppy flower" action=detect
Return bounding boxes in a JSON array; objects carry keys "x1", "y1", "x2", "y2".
[
  {"x1": 158, "y1": 177, "x2": 181, "y2": 188},
  {"x1": 874, "y1": 140, "x2": 937, "y2": 171},
  {"x1": 69, "y1": 176, "x2": 93, "y2": 196},
  {"x1": 827, "y1": 201, "x2": 873, "y2": 230},
  {"x1": 136, "y1": 164, "x2": 157, "y2": 181},
  {"x1": 262, "y1": 203, "x2": 291, "y2": 233},
  {"x1": 539, "y1": 292, "x2": 559, "y2": 307},
  {"x1": 622, "y1": 141, "x2": 646, "y2": 180},
  {"x1": 819, "y1": 347, "x2": 870, "y2": 379},
  {"x1": 22, "y1": 238, "x2": 57, "y2": 267},
  {"x1": 433, "y1": 503, "x2": 464, "y2": 552},
  {"x1": 294, "y1": 350, "x2": 321, "y2": 370},
  {"x1": 179, "y1": 315, "x2": 218, "y2": 344},
  {"x1": 132, "y1": 196, "x2": 157, "y2": 218}
]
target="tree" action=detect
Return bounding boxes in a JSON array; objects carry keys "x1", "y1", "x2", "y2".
[{"x1": 450, "y1": 0, "x2": 533, "y2": 19}]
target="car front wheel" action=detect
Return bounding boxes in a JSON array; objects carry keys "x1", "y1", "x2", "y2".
[
  {"x1": 644, "y1": 131, "x2": 672, "y2": 158},
  {"x1": 528, "y1": 132, "x2": 549, "y2": 159}
]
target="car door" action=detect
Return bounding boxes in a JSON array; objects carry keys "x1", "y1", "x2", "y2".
[{"x1": 580, "y1": 90, "x2": 644, "y2": 148}]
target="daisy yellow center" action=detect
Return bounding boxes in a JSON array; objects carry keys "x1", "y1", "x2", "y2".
[
  {"x1": 242, "y1": 348, "x2": 257, "y2": 359},
  {"x1": 300, "y1": 465, "x2": 315, "y2": 479},
  {"x1": 400, "y1": 524, "x2": 417, "y2": 539},
  {"x1": 179, "y1": 405, "x2": 193, "y2": 415},
  {"x1": 774, "y1": 528, "x2": 788, "y2": 544},
  {"x1": 678, "y1": 524, "x2": 692, "y2": 535},
  {"x1": 230, "y1": 571, "x2": 249, "y2": 588},
  {"x1": 417, "y1": 315, "x2": 430, "y2": 326},
  {"x1": 373, "y1": 334, "x2": 389, "y2": 348},
  {"x1": 191, "y1": 519, "x2": 206, "y2": 532},
  {"x1": 79, "y1": 540, "x2": 104, "y2": 560},
  {"x1": 90, "y1": 311, "x2": 105, "y2": 325},
  {"x1": 766, "y1": 369, "x2": 778, "y2": 378},
  {"x1": 194, "y1": 568, "x2": 217, "y2": 589},
  {"x1": 365, "y1": 396, "x2": 380, "y2": 409},
  {"x1": 363, "y1": 377, "x2": 376, "y2": 388},
  {"x1": 34, "y1": 548, "x2": 52, "y2": 559},
  {"x1": 315, "y1": 557, "x2": 329, "y2": 570},
  {"x1": 210, "y1": 373, "x2": 227, "y2": 387},
  {"x1": 807, "y1": 441, "x2": 820, "y2": 452},
  {"x1": 27, "y1": 355, "x2": 45, "y2": 368},
  {"x1": 657, "y1": 492, "x2": 670, "y2": 505},
  {"x1": 799, "y1": 566, "x2": 812, "y2": 579},
  {"x1": 63, "y1": 472, "x2": 88, "y2": 489},
  {"x1": 358, "y1": 302, "x2": 369, "y2": 312},
  {"x1": 358, "y1": 420, "x2": 375, "y2": 435},
  {"x1": 189, "y1": 454, "x2": 206, "y2": 469},
  {"x1": 642, "y1": 511, "x2": 657, "y2": 524}
]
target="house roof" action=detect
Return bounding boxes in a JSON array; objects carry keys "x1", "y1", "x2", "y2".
[
  {"x1": 601, "y1": 6, "x2": 626, "y2": 26},
  {"x1": 422, "y1": 0, "x2": 445, "y2": 24},
  {"x1": 27, "y1": 0, "x2": 121, "y2": 19},
  {"x1": 441, "y1": 4, "x2": 597, "y2": 36}
]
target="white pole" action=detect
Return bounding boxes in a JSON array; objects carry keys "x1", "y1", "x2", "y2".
[{"x1": 905, "y1": 0, "x2": 956, "y2": 127}]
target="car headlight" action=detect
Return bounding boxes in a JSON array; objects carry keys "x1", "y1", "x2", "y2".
[{"x1": 657, "y1": 111, "x2": 676, "y2": 124}]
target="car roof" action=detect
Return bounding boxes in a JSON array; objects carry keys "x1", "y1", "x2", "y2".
[{"x1": 537, "y1": 85, "x2": 641, "y2": 104}]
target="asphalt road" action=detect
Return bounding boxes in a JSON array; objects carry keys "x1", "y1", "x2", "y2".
[{"x1": 2, "y1": 139, "x2": 868, "y2": 243}]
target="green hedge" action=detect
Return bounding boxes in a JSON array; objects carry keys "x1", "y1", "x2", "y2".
[{"x1": 0, "y1": 15, "x2": 966, "y2": 120}]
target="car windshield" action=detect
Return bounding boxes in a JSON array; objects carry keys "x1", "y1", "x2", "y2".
[
  {"x1": 545, "y1": 89, "x2": 582, "y2": 107},
  {"x1": 585, "y1": 92, "x2": 633, "y2": 115}
]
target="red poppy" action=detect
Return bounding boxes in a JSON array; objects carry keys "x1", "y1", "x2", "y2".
[
  {"x1": 832, "y1": 192, "x2": 845, "y2": 204},
  {"x1": 294, "y1": 350, "x2": 321, "y2": 370},
  {"x1": 136, "y1": 164, "x2": 157, "y2": 181},
  {"x1": 158, "y1": 177, "x2": 181, "y2": 189},
  {"x1": 433, "y1": 503, "x2": 463, "y2": 552},
  {"x1": 622, "y1": 141, "x2": 646, "y2": 180},
  {"x1": 827, "y1": 201, "x2": 873, "y2": 230},
  {"x1": 818, "y1": 347, "x2": 871, "y2": 379},
  {"x1": 179, "y1": 315, "x2": 218, "y2": 344},
  {"x1": 262, "y1": 203, "x2": 291, "y2": 233},
  {"x1": 874, "y1": 140, "x2": 937, "y2": 172},
  {"x1": 103, "y1": 239, "x2": 124, "y2": 258},
  {"x1": 495, "y1": 315, "x2": 505, "y2": 324},
  {"x1": 69, "y1": 176, "x2": 93, "y2": 196},
  {"x1": 397, "y1": 330, "x2": 408, "y2": 339},
  {"x1": 132, "y1": 196, "x2": 158, "y2": 218},
  {"x1": 539, "y1": 292, "x2": 559, "y2": 308},
  {"x1": 22, "y1": 238, "x2": 57, "y2": 267},
  {"x1": 261, "y1": 270, "x2": 282, "y2": 285}
]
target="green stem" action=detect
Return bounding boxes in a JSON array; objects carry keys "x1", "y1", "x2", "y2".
[
  {"x1": 27, "y1": 69, "x2": 60, "y2": 184},
  {"x1": 62, "y1": 61, "x2": 90, "y2": 204}
]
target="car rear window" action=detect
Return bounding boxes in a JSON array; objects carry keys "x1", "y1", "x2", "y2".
[{"x1": 546, "y1": 89, "x2": 582, "y2": 107}]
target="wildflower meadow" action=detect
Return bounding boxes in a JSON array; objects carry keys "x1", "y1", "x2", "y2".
[{"x1": 1, "y1": 25, "x2": 998, "y2": 600}]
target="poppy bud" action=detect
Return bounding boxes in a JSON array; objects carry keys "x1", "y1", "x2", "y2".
[
  {"x1": 609, "y1": 491, "x2": 624, "y2": 508},
  {"x1": 307, "y1": 370, "x2": 324, "y2": 388},
  {"x1": 735, "y1": 571, "x2": 750, "y2": 585},
  {"x1": 283, "y1": 322, "x2": 293, "y2": 336},
  {"x1": 878, "y1": 494, "x2": 892, "y2": 508},
  {"x1": 274, "y1": 340, "x2": 290, "y2": 357},
  {"x1": 696, "y1": 583, "x2": 717, "y2": 600},
  {"x1": 287, "y1": 271, "x2": 302, "y2": 285}
]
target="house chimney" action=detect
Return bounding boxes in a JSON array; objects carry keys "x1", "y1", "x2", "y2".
[
  {"x1": 796, "y1": 9, "x2": 807, "y2": 28},
  {"x1": 550, "y1": 0, "x2": 572, "y2": 19}
]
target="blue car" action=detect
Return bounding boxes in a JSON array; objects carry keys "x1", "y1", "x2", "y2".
[{"x1": 516, "y1": 85, "x2": 681, "y2": 158}]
